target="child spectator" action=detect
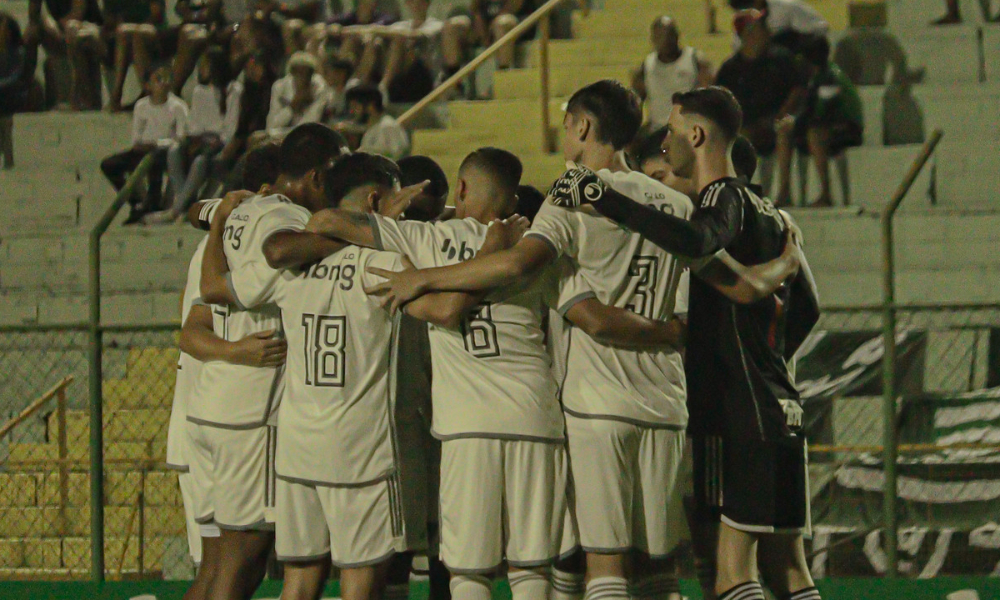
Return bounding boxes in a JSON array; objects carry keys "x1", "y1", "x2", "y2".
[
  {"x1": 266, "y1": 51, "x2": 332, "y2": 134},
  {"x1": 146, "y1": 47, "x2": 241, "y2": 224},
  {"x1": 774, "y1": 36, "x2": 863, "y2": 206},
  {"x1": 100, "y1": 65, "x2": 188, "y2": 224},
  {"x1": 0, "y1": 12, "x2": 38, "y2": 169},
  {"x1": 321, "y1": 55, "x2": 355, "y2": 119},
  {"x1": 632, "y1": 16, "x2": 713, "y2": 128},
  {"x1": 343, "y1": 83, "x2": 409, "y2": 160}
]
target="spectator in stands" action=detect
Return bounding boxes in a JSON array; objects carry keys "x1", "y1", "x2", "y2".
[
  {"x1": 398, "y1": 154, "x2": 449, "y2": 221},
  {"x1": 216, "y1": 50, "x2": 276, "y2": 190},
  {"x1": 728, "y1": 0, "x2": 828, "y2": 55},
  {"x1": 632, "y1": 16, "x2": 713, "y2": 128},
  {"x1": 0, "y1": 12, "x2": 38, "y2": 170},
  {"x1": 107, "y1": 1, "x2": 167, "y2": 112},
  {"x1": 442, "y1": 0, "x2": 537, "y2": 76},
  {"x1": 25, "y1": 0, "x2": 104, "y2": 110},
  {"x1": 381, "y1": 0, "x2": 444, "y2": 103},
  {"x1": 267, "y1": 0, "x2": 330, "y2": 56},
  {"x1": 321, "y1": 55, "x2": 355, "y2": 119},
  {"x1": 932, "y1": 0, "x2": 999, "y2": 24},
  {"x1": 267, "y1": 51, "x2": 332, "y2": 134},
  {"x1": 343, "y1": 83, "x2": 410, "y2": 160},
  {"x1": 774, "y1": 36, "x2": 863, "y2": 207},
  {"x1": 101, "y1": 65, "x2": 189, "y2": 224},
  {"x1": 168, "y1": 0, "x2": 232, "y2": 95},
  {"x1": 320, "y1": 0, "x2": 397, "y2": 69},
  {"x1": 146, "y1": 47, "x2": 242, "y2": 224},
  {"x1": 716, "y1": 9, "x2": 807, "y2": 191}
]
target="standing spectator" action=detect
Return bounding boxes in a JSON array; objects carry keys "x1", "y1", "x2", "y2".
[
  {"x1": 147, "y1": 47, "x2": 241, "y2": 224},
  {"x1": 728, "y1": 0, "x2": 828, "y2": 55},
  {"x1": 25, "y1": 0, "x2": 104, "y2": 110},
  {"x1": 107, "y1": 0, "x2": 166, "y2": 111},
  {"x1": 774, "y1": 36, "x2": 863, "y2": 207},
  {"x1": 217, "y1": 50, "x2": 277, "y2": 190},
  {"x1": 715, "y1": 9, "x2": 807, "y2": 192},
  {"x1": 0, "y1": 12, "x2": 38, "y2": 169},
  {"x1": 381, "y1": 0, "x2": 443, "y2": 102},
  {"x1": 101, "y1": 65, "x2": 188, "y2": 224},
  {"x1": 264, "y1": 0, "x2": 330, "y2": 56},
  {"x1": 315, "y1": 0, "x2": 396, "y2": 67},
  {"x1": 632, "y1": 16, "x2": 713, "y2": 128},
  {"x1": 344, "y1": 83, "x2": 409, "y2": 159},
  {"x1": 266, "y1": 51, "x2": 332, "y2": 134}
]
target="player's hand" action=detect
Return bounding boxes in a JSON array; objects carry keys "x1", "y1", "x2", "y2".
[
  {"x1": 213, "y1": 190, "x2": 254, "y2": 229},
  {"x1": 548, "y1": 166, "x2": 608, "y2": 209},
  {"x1": 382, "y1": 180, "x2": 430, "y2": 219},
  {"x1": 231, "y1": 329, "x2": 287, "y2": 368},
  {"x1": 778, "y1": 209, "x2": 804, "y2": 247},
  {"x1": 480, "y1": 214, "x2": 530, "y2": 254},
  {"x1": 364, "y1": 267, "x2": 428, "y2": 314}
]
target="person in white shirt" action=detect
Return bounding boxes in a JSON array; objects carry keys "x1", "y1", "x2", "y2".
[
  {"x1": 147, "y1": 47, "x2": 243, "y2": 224},
  {"x1": 100, "y1": 65, "x2": 189, "y2": 224},
  {"x1": 266, "y1": 51, "x2": 333, "y2": 135},
  {"x1": 632, "y1": 16, "x2": 714, "y2": 128},
  {"x1": 345, "y1": 84, "x2": 410, "y2": 160}
]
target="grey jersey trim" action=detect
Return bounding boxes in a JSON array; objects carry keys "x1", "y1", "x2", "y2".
[
  {"x1": 224, "y1": 272, "x2": 248, "y2": 311},
  {"x1": 580, "y1": 544, "x2": 631, "y2": 555},
  {"x1": 277, "y1": 551, "x2": 332, "y2": 563},
  {"x1": 523, "y1": 231, "x2": 559, "y2": 257},
  {"x1": 165, "y1": 462, "x2": 190, "y2": 472},
  {"x1": 432, "y1": 431, "x2": 565, "y2": 444},
  {"x1": 368, "y1": 213, "x2": 385, "y2": 250},
  {"x1": 216, "y1": 518, "x2": 273, "y2": 532},
  {"x1": 557, "y1": 292, "x2": 598, "y2": 317},
  {"x1": 276, "y1": 471, "x2": 395, "y2": 489},
  {"x1": 446, "y1": 563, "x2": 504, "y2": 575},
  {"x1": 186, "y1": 416, "x2": 269, "y2": 430},
  {"x1": 563, "y1": 408, "x2": 686, "y2": 431},
  {"x1": 508, "y1": 556, "x2": 562, "y2": 568}
]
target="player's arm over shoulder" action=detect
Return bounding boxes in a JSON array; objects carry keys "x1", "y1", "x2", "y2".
[{"x1": 261, "y1": 203, "x2": 347, "y2": 269}]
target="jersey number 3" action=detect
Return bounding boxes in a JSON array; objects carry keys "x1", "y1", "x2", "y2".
[
  {"x1": 301, "y1": 314, "x2": 346, "y2": 387},
  {"x1": 627, "y1": 256, "x2": 659, "y2": 319},
  {"x1": 462, "y1": 302, "x2": 501, "y2": 358}
]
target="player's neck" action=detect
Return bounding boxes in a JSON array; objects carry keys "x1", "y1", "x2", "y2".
[
  {"x1": 577, "y1": 147, "x2": 627, "y2": 173},
  {"x1": 692, "y1": 150, "x2": 736, "y2": 193}
]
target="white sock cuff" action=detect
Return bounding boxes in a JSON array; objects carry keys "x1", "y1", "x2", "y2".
[
  {"x1": 450, "y1": 574, "x2": 492, "y2": 600},
  {"x1": 199, "y1": 523, "x2": 221, "y2": 538},
  {"x1": 552, "y1": 568, "x2": 586, "y2": 593},
  {"x1": 584, "y1": 576, "x2": 629, "y2": 600},
  {"x1": 510, "y1": 569, "x2": 549, "y2": 584}
]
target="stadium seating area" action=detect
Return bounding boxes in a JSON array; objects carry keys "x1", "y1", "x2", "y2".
[{"x1": 2, "y1": 0, "x2": 1000, "y2": 583}]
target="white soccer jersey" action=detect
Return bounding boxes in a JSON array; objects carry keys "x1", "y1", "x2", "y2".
[
  {"x1": 187, "y1": 194, "x2": 309, "y2": 428},
  {"x1": 526, "y1": 169, "x2": 693, "y2": 428},
  {"x1": 369, "y1": 214, "x2": 564, "y2": 442},
  {"x1": 230, "y1": 246, "x2": 404, "y2": 486},
  {"x1": 166, "y1": 236, "x2": 208, "y2": 470}
]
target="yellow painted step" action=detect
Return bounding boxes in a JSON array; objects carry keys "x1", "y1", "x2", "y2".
[
  {"x1": 24, "y1": 538, "x2": 61, "y2": 569},
  {"x1": 495, "y1": 65, "x2": 633, "y2": 100},
  {"x1": 6, "y1": 440, "x2": 157, "y2": 467},
  {"x1": 448, "y1": 98, "x2": 568, "y2": 131},
  {"x1": 104, "y1": 378, "x2": 174, "y2": 411},
  {"x1": 526, "y1": 34, "x2": 734, "y2": 75},
  {"x1": 62, "y1": 536, "x2": 168, "y2": 571},
  {"x1": 47, "y1": 408, "x2": 171, "y2": 445},
  {"x1": 575, "y1": 3, "x2": 710, "y2": 38}
]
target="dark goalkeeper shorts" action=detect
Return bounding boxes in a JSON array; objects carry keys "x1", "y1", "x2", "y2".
[{"x1": 691, "y1": 433, "x2": 811, "y2": 535}]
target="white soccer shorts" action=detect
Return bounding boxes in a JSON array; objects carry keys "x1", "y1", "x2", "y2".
[
  {"x1": 275, "y1": 476, "x2": 405, "y2": 567},
  {"x1": 565, "y1": 414, "x2": 685, "y2": 557},
  {"x1": 185, "y1": 422, "x2": 276, "y2": 531},
  {"x1": 177, "y1": 471, "x2": 206, "y2": 563},
  {"x1": 439, "y1": 438, "x2": 568, "y2": 573}
]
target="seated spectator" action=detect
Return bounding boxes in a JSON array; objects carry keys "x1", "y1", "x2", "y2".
[
  {"x1": 165, "y1": 0, "x2": 233, "y2": 95},
  {"x1": 632, "y1": 16, "x2": 713, "y2": 128},
  {"x1": 398, "y1": 154, "x2": 449, "y2": 221},
  {"x1": 25, "y1": 0, "x2": 104, "y2": 110},
  {"x1": 728, "y1": 0, "x2": 829, "y2": 55},
  {"x1": 217, "y1": 50, "x2": 276, "y2": 189},
  {"x1": 314, "y1": 0, "x2": 396, "y2": 68},
  {"x1": 146, "y1": 47, "x2": 241, "y2": 224},
  {"x1": 381, "y1": 0, "x2": 443, "y2": 103},
  {"x1": 0, "y1": 12, "x2": 38, "y2": 169},
  {"x1": 775, "y1": 36, "x2": 863, "y2": 207},
  {"x1": 266, "y1": 51, "x2": 332, "y2": 135},
  {"x1": 108, "y1": 1, "x2": 167, "y2": 111},
  {"x1": 715, "y1": 9, "x2": 807, "y2": 192},
  {"x1": 265, "y1": 0, "x2": 331, "y2": 56},
  {"x1": 101, "y1": 65, "x2": 189, "y2": 224},
  {"x1": 442, "y1": 0, "x2": 537, "y2": 74},
  {"x1": 342, "y1": 83, "x2": 409, "y2": 160},
  {"x1": 321, "y1": 54, "x2": 355, "y2": 119}
]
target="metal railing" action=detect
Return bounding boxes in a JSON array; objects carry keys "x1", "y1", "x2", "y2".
[{"x1": 396, "y1": 0, "x2": 570, "y2": 153}]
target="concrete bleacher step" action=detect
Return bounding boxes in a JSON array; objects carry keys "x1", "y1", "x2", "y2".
[
  {"x1": 980, "y1": 26, "x2": 1000, "y2": 82},
  {"x1": 0, "y1": 535, "x2": 177, "y2": 572},
  {"x1": 844, "y1": 143, "x2": 935, "y2": 207},
  {"x1": 45, "y1": 408, "x2": 172, "y2": 447},
  {"x1": 494, "y1": 64, "x2": 633, "y2": 100},
  {"x1": 526, "y1": 34, "x2": 735, "y2": 71},
  {"x1": 574, "y1": 2, "x2": 712, "y2": 39},
  {"x1": 887, "y1": 0, "x2": 1000, "y2": 29},
  {"x1": 893, "y1": 25, "x2": 983, "y2": 84}
]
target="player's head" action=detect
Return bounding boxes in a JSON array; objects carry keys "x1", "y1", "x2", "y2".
[
  {"x1": 277, "y1": 123, "x2": 351, "y2": 211},
  {"x1": 515, "y1": 185, "x2": 546, "y2": 223},
  {"x1": 455, "y1": 147, "x2": 522, "y2": 221},
  {"x1": 398, "y1": 155, "x2": 449, "y2": 222},
  {"x1": 731, "y1": 135, "x2": 758, "y2": 182},
  {"x1": 242, "y1": 142, "x2": 283, "y2": 193},
  {"x1": 633, "y1": 126, "x2": 697, "y2": 197},
  {"x1": 323, "y1": 152, "x2": 403, "y2": 214},
  {"x1": 665, "y1": 86, "x2": 743, "y2": 178},
  {"x1": 651, "y1": 16, "x2": 679, "y2": 55},
  {"x1": 346, "y1": 84, "x2": 385, "y2": 124},
  {"x1": 563, "y1": 80, "x2": 642, "y2": 162}
]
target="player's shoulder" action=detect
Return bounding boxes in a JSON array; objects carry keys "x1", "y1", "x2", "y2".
[
  {"x1": 700, "y1": 177, "x2": 748, "y2": 208},
  {"x1": 247, "y1": 194, "x2": 309, "y2": 219}
]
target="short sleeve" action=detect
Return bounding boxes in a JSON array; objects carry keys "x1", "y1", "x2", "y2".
[
  {"x1": 360, "y1": 250, "x2": 406, "y2": 305},
  {"x1": 227, "y1": 260, "x2": 282, "y2": 310},
  {"x1": 525, "y1": 201, "x2": 575, "y2": 259},
  {"x1": 225, "y1": 201, "x2": 309, "y2": 309},
  {"x1": 674, "y1": 270, "x2": 690, "y2": 317},
  {"x1": 369, "y1": 214, "x2": 443, "y2": 269},
  {"x1": 555, "y1": 261, "x2": 597, "y2": 317}
]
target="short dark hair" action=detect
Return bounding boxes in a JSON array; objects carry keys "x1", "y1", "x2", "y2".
[
  {"x1": 731, "y1": 135, "x2": 758, "y2": 182},
  {"x1": 398, "y1": 155, "x2": 449, "y2": 222},
  {"x1": 323, "y1": 152, "x2": 402, "y2": 208},
  {"x1": 242, "y1": 142, "x2": 283, "y2": 191},
  {"x1": 516, "y1": 185, "x2": 546, "y2": 223},
  {"x1": 566, "y1": 80, "x2": 643, "y2": 150},
  {"x1": 345, "y1": 84, "x2": 384, "y2": 112},
  {"x1": 278, "y1": 123, "x2": 349, "y2": 178},
  {"x1": 459, "y1": 147, "x2": 523, "y2": 200},
  {"x1": 801, "y1": 35, "x2": 831, "y2": 69},
  {"x1": 632, "y1": 126, "x2": 669, "y2": 168},
  {"x1": 672, "y1": 86, "x2": 743, "y2": 142}
]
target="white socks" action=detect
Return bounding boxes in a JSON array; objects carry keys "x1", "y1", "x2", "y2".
[
  {"x1": 584, "y1": 576, "x2": 629, "y2": 600},
  {"x1": 509, "y1": 569, "x2": 551, "y2": 600},
  {"x1": 450, "y1": 574, "x2": 492, "y2": 600},
  {"x1": 552, "y1": 568, "x2": 586, "y2": 600}
]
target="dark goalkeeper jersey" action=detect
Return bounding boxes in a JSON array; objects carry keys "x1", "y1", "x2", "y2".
[{"x1": 593, "y1": 176, "x2": 800, "y2": 442}]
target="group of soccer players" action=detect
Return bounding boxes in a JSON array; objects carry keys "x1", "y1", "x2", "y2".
[{"x1": 163, "y1": 80, "x2": 822, "y2": 600}]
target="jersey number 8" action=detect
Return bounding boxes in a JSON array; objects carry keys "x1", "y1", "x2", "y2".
[
  {"x1": 302, "y1": 313, "x2": 347, "y2": 387},
  {"x1": 462, "y1": 302, "x2": 501, "y2": 358}
]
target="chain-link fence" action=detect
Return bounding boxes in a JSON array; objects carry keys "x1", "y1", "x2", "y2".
[{"x1": 0, "y1": 325, "x2": 191, "y2": 581}]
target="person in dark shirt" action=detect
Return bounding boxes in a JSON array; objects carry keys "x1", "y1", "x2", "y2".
[
  {"x1": 1, "y1": 12, "x2": 38, "y2": 169},
  {"x1": 26, "y1": 0, "x2": 104, "y2": 109},
  {"x1": 715, "y1": 9, "x2": 807, "y2": 192},
  {"x1": 546, "y1": 86, "x2": 821, "y2": 600}
]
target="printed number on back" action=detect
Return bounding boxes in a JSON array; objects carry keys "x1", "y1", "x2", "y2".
[
  {"x1": 301, "y1": 313, "x2": 347, "y2": 387},
  {"x1": 626, "y1": 256, "x2": 659, "y2": 319},
  {"x1": 462, "y1": 302, "x2": 501, "y2": 358}
]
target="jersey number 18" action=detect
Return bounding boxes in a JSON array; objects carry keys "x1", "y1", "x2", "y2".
[{"x1": 301, "y1": 313, "x2": 347, "y2": 387}]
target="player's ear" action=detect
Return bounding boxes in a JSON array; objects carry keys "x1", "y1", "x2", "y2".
[
  {"x1": 456, "y1": 178, "x2": 467, "y2": 203},
  {"x1": 578, "y1": 115, "x2": 592, "y2": 142},
  {"x1": 367, "y1": 189, "x2": 380, "y2": 213},
  {"x1": 691, "y1": 124, "x2": 706, "y2": 149}
]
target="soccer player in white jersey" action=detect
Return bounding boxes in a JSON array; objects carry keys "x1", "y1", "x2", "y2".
[{"x1": 188, "y1": 123, "x2": 351, "y2": 600}]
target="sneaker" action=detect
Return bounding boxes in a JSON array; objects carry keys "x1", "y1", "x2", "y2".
[{"x1": 141, "y1": 209, "x2": 180, "y2": 225}]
